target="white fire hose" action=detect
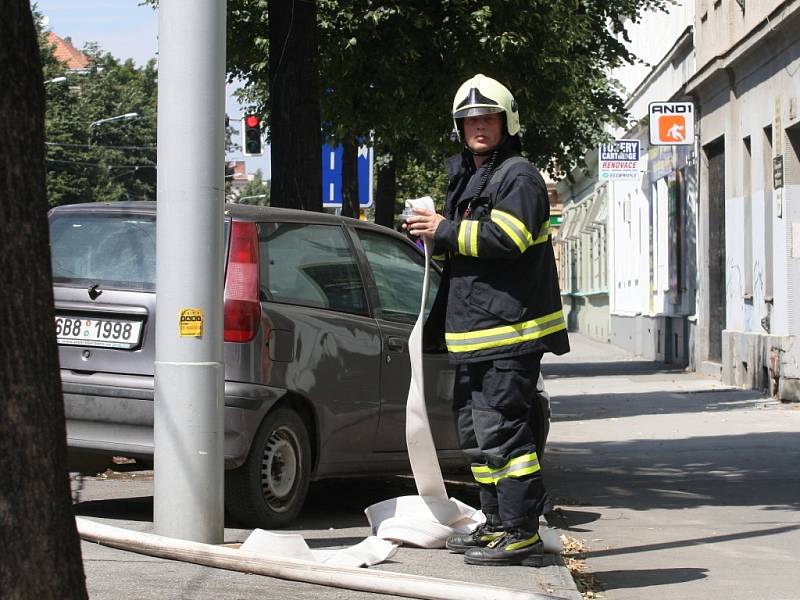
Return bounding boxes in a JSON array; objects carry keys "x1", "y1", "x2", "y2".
[
  {"x1": 76, "y1": 518, "x2": 560, "y2": 600},
  {"x1": 75, "y1": 197, "x2": 567, "y2": 600}
]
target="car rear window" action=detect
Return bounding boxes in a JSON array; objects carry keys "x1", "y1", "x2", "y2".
[{"x1": 49, "y1": 211, "x2": 157, "y2": 291}]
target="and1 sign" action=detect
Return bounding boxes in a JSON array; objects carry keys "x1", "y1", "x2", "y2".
[
  {"x1": 649, "y1": 102, "x2": 695, "y2": 146},
  {"x1": 598, "y1": 139, "x2": 640, "y2": 181}
]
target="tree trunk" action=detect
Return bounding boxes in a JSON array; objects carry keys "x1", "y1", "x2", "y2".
[
  {"x1": 268, "y1": 0, "x2": 322, "y2": 211},
  {"x1": 374, "y1": 154, "x2": 397, "y2": 228},
  {"x1": 340, "y1": 136, "x2": 359, "y2": 218},
  {"x1": 0, "y1": 3, "x2": 88, "y2": 599}
]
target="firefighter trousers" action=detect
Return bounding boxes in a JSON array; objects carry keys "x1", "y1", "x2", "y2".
[{"x1": 453, "y1": 352, "x2": 548, "y2": 529}]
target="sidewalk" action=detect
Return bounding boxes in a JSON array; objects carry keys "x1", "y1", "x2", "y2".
[
  {"x1": 74, "y1": 473, "x2": 579, "y2": 599},
  {"x1": 541, "y1": 333, "x2": 800, "y2": 600}
]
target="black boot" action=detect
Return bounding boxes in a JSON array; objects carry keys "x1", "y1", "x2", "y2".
[
  {"x1": 463, "y1": 527, "x2": 543, "y2": 566},
  {"x1": 445, "y1": 514, "x2": 504, "y2": 554}
]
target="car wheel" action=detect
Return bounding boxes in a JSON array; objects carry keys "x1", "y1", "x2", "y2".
[{"x1": 225, "y1": 407, "x2": 311, "y2": 528}]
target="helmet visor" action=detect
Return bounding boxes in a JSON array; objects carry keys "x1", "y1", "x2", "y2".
[{"x1": 453, "y1": 105, "x2": 503, "y2": 120}]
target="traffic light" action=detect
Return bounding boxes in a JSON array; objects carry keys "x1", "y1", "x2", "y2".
[{"x1": 242, "y1": 114, "x2": 263, "y2": 156}]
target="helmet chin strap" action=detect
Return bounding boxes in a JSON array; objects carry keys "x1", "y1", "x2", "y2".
[{"x1": 465, "y1": 133, "x2": 507, "y2": 156}]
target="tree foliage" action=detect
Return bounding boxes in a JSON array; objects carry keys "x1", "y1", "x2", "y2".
[
  {"x1": 226, "y1": 0, "x2": 668, "y2": 215},
  {"x1": 40, "y1": 24, "x2": 158, "y2": 206},
  {"x1": 317, "y1": 0, "x2": 669, "y2": 178},
  {"x1": 395, "y1": 155, "x2": 450, "y2": 212}
]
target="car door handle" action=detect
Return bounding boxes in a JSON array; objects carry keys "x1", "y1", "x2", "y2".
[{"x1": 386, "y1": 336, "x2": 404, "y2": 352}]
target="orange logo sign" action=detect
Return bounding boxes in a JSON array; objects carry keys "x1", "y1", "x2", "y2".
[{"x1": 658, "y1": 115, "x2": 687, "y2": 143}]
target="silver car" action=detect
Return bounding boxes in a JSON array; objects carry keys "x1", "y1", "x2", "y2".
[{"x1": 50, "y1": 202, "x2": 465, "y2": 527}]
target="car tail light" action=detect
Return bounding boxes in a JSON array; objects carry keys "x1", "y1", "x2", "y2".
[{"x1": 224, "y1": 220, "x2": 261, "y2": 342}]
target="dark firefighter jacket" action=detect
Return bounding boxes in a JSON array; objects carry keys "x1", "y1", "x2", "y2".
[{"x1": 424, "y1": 138, "x2": 570, "y2": 364}]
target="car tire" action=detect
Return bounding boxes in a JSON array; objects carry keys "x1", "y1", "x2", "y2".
[{"x1": 225, "y1": 407, "x2": 311, "y2": 528}]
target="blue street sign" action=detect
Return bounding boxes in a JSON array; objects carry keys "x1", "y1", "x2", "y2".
[{"x1": 321, "y1": 143, "x2": 374, "y2": 208}]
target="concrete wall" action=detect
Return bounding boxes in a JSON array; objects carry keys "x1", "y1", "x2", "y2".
[
  {"x1": 695, "y1": 0, "x2": 787, "y2": 69},
  {"x1": 611, "y1": 313, "x2": 691, "y2": 364},
  {"x1": 563, "y1": 293, "x2": 610, "y2": 342},
  {"x1": 723, "y1": 330, "x2": 800, "y2": 400}
]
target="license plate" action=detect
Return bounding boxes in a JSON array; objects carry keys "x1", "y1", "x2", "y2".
[{"x1": 55, "y1": 315, "x2": 143, "y2": 349}]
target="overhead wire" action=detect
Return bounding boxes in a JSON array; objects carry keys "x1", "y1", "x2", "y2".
[
  {"x1": 46, "y1": 141, "x2": 157, "y2": 151},
  {"x1": 46, "y1": 158, "x2": 156, "y2": 169},
  {"x1": 45, "y1": 158, "x2": 239, "y2": 179}
]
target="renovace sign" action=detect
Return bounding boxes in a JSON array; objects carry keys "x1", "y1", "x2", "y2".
[{"x1": 598, "y1": 139, "x2": 640, "y2": 181}]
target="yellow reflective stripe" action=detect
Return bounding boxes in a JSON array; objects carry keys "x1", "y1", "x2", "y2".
[
  {"x1": 471, "y1": 464, "x2": 493, "y2": 484},
  {"x1": 432, "y1": 253, "x2": 447, "y2": 260},
  {"x1": 532, "y1": 221, "x2": 550, "y2": 245},
  {"x1": 478, "y1": 531, "x2": 505, "y2": 543},
  {"x1": 458, "y1": 221, "x2": 467, "y2": 255},
  {"x1": 490, "y1": 453, "x2": 541, "y2": 482},
  {"x1": 491, "y1": 209, "x2": 533, "y2": 252},
  {"x1": 471, "y1": 220, "x2": 479, "y2": 254},
  {"x1": 472, "y1": 455, "x2": 541, "y2": 486},
  {"x1": 447, "y1": 310, "x2": 566, "y2": 342},
  {"x1": 505, "y1": 532, "x2": 541, "y2": 552},
  {"x1": 445, "y1": 310, "x2": 566, "y2": 353},
  {"x1": 496, "y1": 464, "x2": 541, "y2": 481},
  {"x1": 458, "y1": 220, "x2": 480, "y2": 256}
]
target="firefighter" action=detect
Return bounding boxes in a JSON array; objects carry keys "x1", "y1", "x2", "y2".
[{"x1": 405, "y1": 74, "x2": 569, "y2": 566}]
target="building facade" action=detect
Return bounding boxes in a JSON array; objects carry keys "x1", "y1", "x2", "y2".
[{"x1": 687, "y1": 0, "x2": 800, "y2": 398}]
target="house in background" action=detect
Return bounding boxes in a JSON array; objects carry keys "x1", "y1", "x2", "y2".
[
  {"x1": 46, "y1": 31, "x2": 90, "y2": 70},
  {"x1": 228, "y1": 160, "x2": 255, "y2": 198}
]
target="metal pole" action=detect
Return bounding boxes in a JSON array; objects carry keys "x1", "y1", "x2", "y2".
[{"x1": 154, "y1": 0, "x2": 226, "y2": 542}]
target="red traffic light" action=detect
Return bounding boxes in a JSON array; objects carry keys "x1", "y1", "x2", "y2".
[{"x1": 242, "y1": 113, "x2": 263, "y2": 156}]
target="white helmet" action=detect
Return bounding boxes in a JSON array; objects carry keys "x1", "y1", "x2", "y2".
[{"x1": 451, "y1": 74, "x2": 520, "y2": 141}]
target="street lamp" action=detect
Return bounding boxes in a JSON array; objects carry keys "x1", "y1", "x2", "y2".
[
  {"x1": 44, "y1": 76, "x2": 67, "y2": 86},
  {"x1": 235, "y1": 193, "x2": 267, "y2": 204},
  {"x1": 89, "y1": 112, "x2": 140, "y2": 129}
]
